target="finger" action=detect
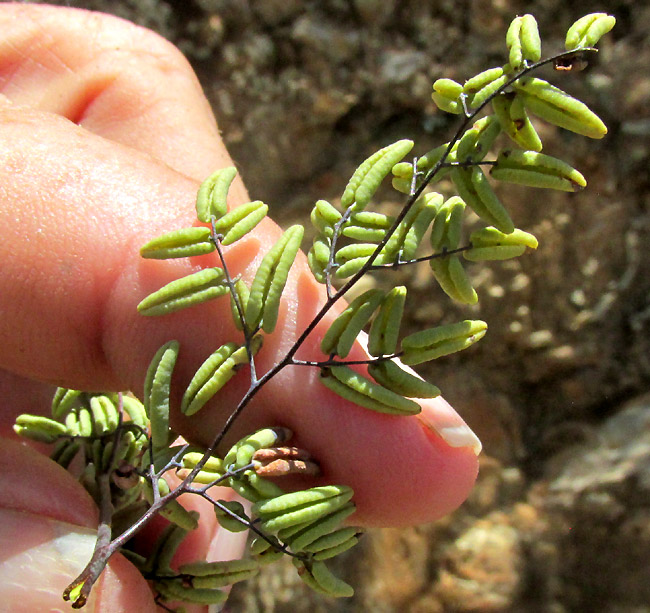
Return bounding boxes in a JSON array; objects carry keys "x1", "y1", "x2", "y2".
[
  {"x1": 0, "y1": 2, "x2": 244, "y2": 449},
  {"x1": 0, "y1": 103, "x2": 479, "y2": 526},
  {"x1": 0, "y1": 438, "x2": 156, "y2": 611},
  {"x1": 0, "y1": 3, "x2": 240, "y2": 187}
]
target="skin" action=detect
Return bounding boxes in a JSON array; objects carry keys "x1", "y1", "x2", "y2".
[{"x1": 0, "y1": 4, "x2": 480, "y2": 610}]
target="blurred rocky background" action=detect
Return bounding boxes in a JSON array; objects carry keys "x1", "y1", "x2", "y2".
[{"x1": 22, "y1": 1, "x2": 650, "y2": 611}]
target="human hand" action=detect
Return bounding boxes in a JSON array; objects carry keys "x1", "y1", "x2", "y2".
[{"x1": 0, "y1": 4, "x2": 480, "y2": 610}]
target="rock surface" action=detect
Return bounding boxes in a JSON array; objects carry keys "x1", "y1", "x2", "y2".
[{"x1": 24, "y1": 1, "x2": 650, "y2": 611}]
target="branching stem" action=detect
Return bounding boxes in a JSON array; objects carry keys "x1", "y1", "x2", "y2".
[{"x1": 67, "y1": 45, "x2": 600, "y2": 605}]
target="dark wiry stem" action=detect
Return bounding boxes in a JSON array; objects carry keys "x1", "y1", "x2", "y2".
[
  {"x1": 63, "y1": 403, "x2": 124, "y2": 608},
  {"x1": 73, "y1": 46, "x2": 599, "y2": 606}
]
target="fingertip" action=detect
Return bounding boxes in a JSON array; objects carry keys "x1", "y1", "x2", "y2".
[
  {"x1": 0, "y1": 509, "x2": 156, "y2": 612},
  {"x1": 341, "y1": 410, "x2": 480, "y2": 528},
  {"x1": 0, "y1": 438, "x2": 98, "y2": 527},
  {"x1": 95, "y1": 553, "x2": 158, "y2": 613}
]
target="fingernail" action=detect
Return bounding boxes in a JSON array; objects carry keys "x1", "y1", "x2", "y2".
[
  {"x1": 417, "y1": 397, "x2": 482, "y2": 456},
  {"x1": 354, "y1": 331, "x2": 482, "y2": 455}
]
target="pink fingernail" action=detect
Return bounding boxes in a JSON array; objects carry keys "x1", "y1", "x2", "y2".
[{"x1": 417, "y1": 397, "x2": 482, "y2": 456}]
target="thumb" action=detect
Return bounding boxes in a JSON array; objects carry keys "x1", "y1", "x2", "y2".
[
  {"x1": 0, "y1": 438, "x2": 156, "y2": 611},
  {"x1": 0, "y1": 4, "x2": 479, "y2": 527},
  {"x1": 0, "y1": 101, "x2": 480, "y2": 527}
]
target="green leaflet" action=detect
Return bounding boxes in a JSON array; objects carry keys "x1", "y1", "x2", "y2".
[
  {"x1": 509, "y1": 94, "x2": 543, "y2": 151},
  {"x1": 181, "y1": 451, "x2": 225, "y2": 474},
  {"x1": 464, "y1": 67, "x2": 504, "y2": 95},
  {"x1": 464, "y1": 67, "x2": 508, "y2": 108},
  {"x1": 401, "y1": 320, "x2": 487, "y2": 365},
  {"x1": 433, "y1": 77, "x2": 463, "y2": 99},
  {"x1": 341, "y1": 139, "x2": 414, "y2": 211},
  {"x1": 472, "y1": 115, "x2": 502, "y2": 160},
  {"x1": 228, "y1": 427, "x2": 287, "y2": 469},
  {"x1": 417, "y1": 142, "x2": 453, "y2": 173},
  {"x1": 137, "y1": 267, "x2": 229, "y2": 316},
  {"x1": 213, "y1": 200, "x2": 268, "y2": 245},
  {"x1": 506, "y1": 18, "x2": 523, "y2": 68},
  {"x1": 315, "y1": 199, "x2": 343, "y2": 225},
  {"x1": 335, "y1": 289, "x2": 384, "y2": 358},
  {"x1": 465, "y1": 244, "x2": 526, "y2": 261},
  {"x1": 451, "y1": 167, "x2": 515, "y2": 234},
  {"x1": 89, "y1": 395, "x2": 117, "y2": 436},
  {"x1": 50, "y1": 440, "x2": 80, "y2": 469},
  {"x1": 196, "y1": 166, "x2": 238, "y2": 222},
  {"x1": 308, "y1": 236, "x2": 330, "y2": 283},
  {"x1": 180, "y1": 558, "x2": 260, "y2": 578},
  {"x1": 213, "y1": 500, "x2": 250, "y2": 533},
  {"x1": 341, "y1": 225, "x2": 385, "y2": 243},
  {"x1": 13, "y1": 414, "x2": 67, "y2": 444},
  {"x1": 335, "y1": 242, "x2": 378, "y2": 264},
  {"x1": 223, "y1": 426, "x2": 293, "y2": 468},
  {"x1": 392, "y1": 143, "x2": 451, "y2": 192},
  {"x1": 566, "y1": 13, "x2": 615, "y2": 50},
  {"x1": 470, "y1": 226, "x2": 538, "y2": 248},
  {"x1": 229, "y1": 278, "x2": 250, "y2": 331},
  {"x1": 52, "y1": 387, "x2": 82, "y2": 419},
  {"x1": 388, "y1": 192, "x2": 441, "y2": 261},
  {"x1": 310, "y1": 200, "x2": 341, "y2": 237},
  {"x1": 121, "y1": 395, "x2": 148, "y2": 429},
  {"x1": 492, "y1": 93, "x2": 543, "y2": 152},
  {"x1": 319, "y1": 365, "x2": 421, "y2": 415},
  {"x1": 109, "y1": 430, "x2": 139, "y2": 470},
  {"x1": 178, "y1": 469, "x2": 224, "y2": 485},
  {"x1": 430, "y1": 256, "x2": 478, "y2": 305},
  {"x1": 456, "y1": 115, "x2": 501, "y2": 162},
  {"x1": 181, "y1": 342, "x2": 235, "y2": 416},
  {"x1": 506, "y1": 15, "x2": 541, "y2": 68},
  {"x1": 391, "y1": 161, "x2": 414, "y2": 179},
  {"x1": 431, "y1": 79, "x2": 463, "y2": 114},
  {"x1": 77, "y1": 406, "x2": 93, "y2": 438},
  {"x1": 448, "y1": 256, "x2": 479, "y2": 303},
  {"x1": 253, "y1": 485, "x2": 354, "y2": 533},
  {"x1": 515, "y1": 77, "x2": 607, "y2": 139},
  {"x1": 491, "y1": 149, "x2": 586, "y2": 191},
  {"x1": 245, "y1": 225, "x2": 304, "y2": 333},
  {"x1": 286, "y1": 503, "x2": 356, "y2": 553},
  {"x1": 181, "y1": 338, "x2": 261, "y2": 416},
  {"x1": 313, "y1": 533, "x2": 360, "y2": 561},
  {"x1": 310, "y1": 560, "x2": 355, "y2": 598},
  {"x1": 293, "y1": 559, "x2": 355, "y2": 598},
  {"x1": 391, "y1": 175, "x2": 413, "y2": 195},
  {"x1": 64, "y1": 409, "x2": 80, "y2": 437},
  {"x1": 249, "y1": 537, "x2": 276, "y2": 556},
  {"x1": 310, "y1": 235, "x2": 332, "y2": 266},
  {"x1": 367, "y1": 285, "x2": 407, "y2": 357},
  {"x1": 430, "y1": 196, "x2": 465, "y2": 251},
  {"x1": 520, "y1": 14, "x2": 542, "y2": 62},
  {"x1": 192, "y1": 568, "x2": 260, "y2": 589},
  {"x1": 144, "y1": 340, "x2": 179, "y2": 451},
  {"x1": 342, "y1": 211, "x2": 394, "y2": 243},
  {"x1": 334, "y1": 256, "x2": 374, "y2": 279},
  {"x1": 145, "y1": 517, "x2": 193, "y2": 576},
  {"x1": 144, "y1": 476, "x2": 199, "y2": 531},
  {"x1": 466, "y1": 226, "x2": 538, "y2": 262},
  {"x1": 367, "y1": 360, "x2": 441, "y2": 399},
  {"x1": 382, "y1": 195, "x2": 425, "y2": 260},
  {"x1": 241, "y1": 471, "x2": 284, "y2": 500},
  {"x1": 140, "y1": 227, "x2": 215, "y2": 259},
  {"x1": 320, "y1": 289, "x2": 384, "y2": 357},
  {"x1": 304, "y1": 526, "x2": 360, "y2": 554},
  {"x1": 227, "y1": 477, "x2": 264, "y2": 503},
  {"x1": 156, "y1": 579, "x2": 227, "y2": 605}
]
